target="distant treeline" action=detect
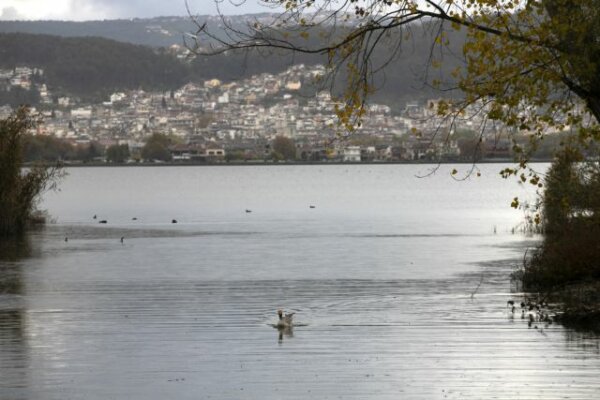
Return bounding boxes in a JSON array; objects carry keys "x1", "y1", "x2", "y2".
[
  {"x1": 23, "y1": 134, "x2": 103, "y2": 163},
  {"x1": 0, "y1": 16, "x2": 256, "y2": 47}
]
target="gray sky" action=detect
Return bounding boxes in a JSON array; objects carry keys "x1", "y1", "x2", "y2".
[{"x1": 0, "y1": 0, "x2": 277, "y2": 21}]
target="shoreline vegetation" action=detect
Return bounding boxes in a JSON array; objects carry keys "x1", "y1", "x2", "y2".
[
  {"x1": 0, "y1": 107, "x2": 63, "y2": 237},
  {"x1": 516, "y1": 149, "x2": 600, "y2": 332},
  {"x1": 552, "y1": 282, "x2": 600, "y2": 332}
]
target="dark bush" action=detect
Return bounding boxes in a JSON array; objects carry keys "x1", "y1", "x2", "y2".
[{"x1": 0, "y1": 107, "x2": 63, "y2": 237}]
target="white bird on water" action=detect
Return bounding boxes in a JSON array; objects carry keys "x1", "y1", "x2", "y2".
[{"x1": 276, "y1": 309, "x2": 295, "y2": 329}]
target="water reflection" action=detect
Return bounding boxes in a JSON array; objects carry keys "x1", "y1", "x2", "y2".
[
  {"x1": 0, "y1": 310, "x2": 29, "y2": 387},
  {"x1": 0, "y1": 235, "x2": 33, "y2": 296},
  {"x1": 564, "y1": 330, "x2": 600, "y2": 354},
  {"x1": 277, "y1": 326, "x2": 294, "y2": 344},
  {"x1": 0, "y1": 236, "x2": 30, "y2": 395},
  {"x1": 0, "y1": 235, "x2": 32, "y2": 263}
]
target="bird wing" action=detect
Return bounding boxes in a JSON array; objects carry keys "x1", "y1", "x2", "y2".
[{"x1": 284, "y1": 312, "x2": 295, "y2": 322}]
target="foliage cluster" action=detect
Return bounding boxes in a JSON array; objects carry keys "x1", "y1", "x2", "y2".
[
  {"x1": 22, "y1": 134, "x2": 103, "y2": 163},
  {"x1": 271, "y1": 135, "x2": 297, "y2": 161},
  {"x1": 0, "y1": 108, "x2": 62, "y2": 237},
  {"x1": 105, "y1": 144, "x2": 130, "y2": 164},
  {"x1": 141, "y1": 133, "x2": 173, "y2": 162},
  {"x1": 523, "y1": 148, "x2": 600, "y2": 290}
]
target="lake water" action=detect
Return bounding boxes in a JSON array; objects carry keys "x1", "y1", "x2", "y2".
[{"x1": 1, "y1": 164, "x2": 599, "y2": 399}]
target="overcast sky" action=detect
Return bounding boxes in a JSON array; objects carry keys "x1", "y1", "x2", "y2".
[{"x1": 0, "y1": 0, "x2": 277, "y2": 21}]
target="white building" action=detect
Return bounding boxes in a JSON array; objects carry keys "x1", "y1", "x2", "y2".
[
  {"x1": 71, "y1": 107, "x2": 92, "y2": 119},
  {"x1": 217, "y1": 92, "x2": 229, "y2": 104},
  {"x1": 343, "y1": 146, "x2": 361, "y2": 162}
]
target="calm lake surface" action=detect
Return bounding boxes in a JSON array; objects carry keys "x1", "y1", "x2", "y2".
[{"x1": 1, "y1": 164, "x2": 599, "y2": 399}]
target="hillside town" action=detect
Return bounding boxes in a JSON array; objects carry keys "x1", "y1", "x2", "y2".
[{"x1": 0, "y1": 63, "x2": 518, "y2": 163}]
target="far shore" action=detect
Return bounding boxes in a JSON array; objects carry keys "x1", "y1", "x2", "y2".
[{"x1": 26, "y1": 158, "x2": 552, "y2": 167}]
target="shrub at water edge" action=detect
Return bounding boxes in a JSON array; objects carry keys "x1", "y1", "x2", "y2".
[{"x1": 0, "y1": 107, "x2": 63, "y2": 237}]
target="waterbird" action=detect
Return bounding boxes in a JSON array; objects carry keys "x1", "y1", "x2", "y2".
[
  {"x1": 99, "y1": 220, "x2": 107, "y2": 224},
  {"x1": 132, "y1": 217, "x2": 138, "y2": 221},
  {"x1": 276, "y1": 309, "x2": 295, "y2": 329},
  {"x1": 93, "y1": 214, "x2": 97, "y2": 219},
  {"x1": 172, "y1": 219, "x2": 177, "y2": 224},
  {"x1": 120, "y1": 236, "x2": 124, "y2": 244},
  {"x1": 245, "y1": 209, "x2": 252, "y2": 213},
  {"x1": 309, "y1": 205, "x2": 316, "y2": 209},
  {"x1": 64, "y1": 237, "x2": 68, "y2": 242},
  {"x1": 506, "y1": 300, "x2": 516, "y2": 313}
]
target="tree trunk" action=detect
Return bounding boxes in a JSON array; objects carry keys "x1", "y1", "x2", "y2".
[{"x1": 586, "y1": 95, "x2": 600, "y2": 125}]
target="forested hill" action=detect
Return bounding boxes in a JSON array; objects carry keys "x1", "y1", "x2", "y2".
[
  {"x1": 0, "y1": 17, "x2": 198, "y2": 47},
  {"x1": 0, "y1": 21, "x2": 466, "y2": 106},
  {"x1": 0, "y1": 31, "x2": 329, "y2": 102},
  {"x1": 0, "y1": 33, "x2": 189, "y2": 101},
  {"x1": 0, "y1": 16, "x2": 263, "y2": 47}
]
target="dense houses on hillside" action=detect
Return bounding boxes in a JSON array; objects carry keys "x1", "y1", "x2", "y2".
[{"x1": 1, "y1": 63, "x2": 519, "y2": 163}]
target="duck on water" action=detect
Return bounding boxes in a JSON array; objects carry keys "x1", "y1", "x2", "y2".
[
  {"x1": 507, "y1": 299, "x2": 554, "y2": 326},
  {"x1": 275, "y1": 309, "x2": 295, "y2": 329}
]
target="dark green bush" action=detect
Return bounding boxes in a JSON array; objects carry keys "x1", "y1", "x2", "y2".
[
  {"x1": 522, "y1": 147, "x2": 600, "y2": 290},
  {"x1": 0, "y1": 107, "x2": 63, "y2": 237}
]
